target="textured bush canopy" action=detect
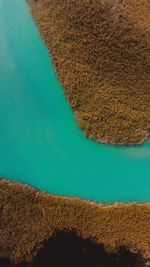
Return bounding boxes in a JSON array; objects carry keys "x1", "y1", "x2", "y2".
[
  {"x1": 0, "y1": 179, "x2": 149, "y2": 265},
  {"x1": 28, "y1": 0, "x2": 150, "y2": 144},
  {"x1": 0, "y1": 231, "x2": 144, "y2": 267}
]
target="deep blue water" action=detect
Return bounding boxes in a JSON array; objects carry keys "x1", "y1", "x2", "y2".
[{"x1": 0, "y1": 0, "x2": 149, "y2": 202}]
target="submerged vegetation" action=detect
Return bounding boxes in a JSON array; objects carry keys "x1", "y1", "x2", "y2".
[
  {"x1": 28, "y1": 0, "x2": 150, "y2": 145},
  {"x1": 0, "y1": 179, "x2": 149, "y2": 265}
]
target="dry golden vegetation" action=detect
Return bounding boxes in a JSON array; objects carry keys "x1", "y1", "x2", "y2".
[
  {"x1": 27, "y1": 0, "x2": 150, "y2": 145},
  {"x1": 0, "y1": 179, "x2": 150, "y2": 264}
]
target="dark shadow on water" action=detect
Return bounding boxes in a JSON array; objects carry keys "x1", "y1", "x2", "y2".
[{"x1": 0, "y1": 231, "x2": 144, "y2": 267}]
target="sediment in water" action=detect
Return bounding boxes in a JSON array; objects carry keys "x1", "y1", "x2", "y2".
[
  {"x1": 27, "y1": 0, "x2": 150, "y2": 145},
  {"x1": 0, "y1": 179, "x2": 150, "y2": 265}
]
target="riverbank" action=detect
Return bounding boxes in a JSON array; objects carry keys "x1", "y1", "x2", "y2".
[
  {"x1": 0, "y1": 178, "x2": 149, "y2": 265},
  {"x1": 27, "y1": 0, "x2": 150, "y2": 145}
]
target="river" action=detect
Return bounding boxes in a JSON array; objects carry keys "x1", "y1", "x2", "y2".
[{"x1": 0, "y1": 0, "x2": 149, "y2": 202}]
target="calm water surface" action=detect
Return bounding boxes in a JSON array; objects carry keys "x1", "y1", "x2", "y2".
[{"x1": 0, "y1": 0, "x2": 149, "y2": 202}]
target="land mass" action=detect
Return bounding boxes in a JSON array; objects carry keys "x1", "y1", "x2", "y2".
[
  {"x1": 27, "y1": 0, "x2": 150, "y2": 145},
  {"x1": 0, "y1": 179, "x2": 150, "y2": 266}
]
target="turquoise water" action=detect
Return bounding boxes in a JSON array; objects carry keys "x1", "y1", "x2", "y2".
[{"x1": 0, "y1": 0, "x2": 149, "y2": 203}]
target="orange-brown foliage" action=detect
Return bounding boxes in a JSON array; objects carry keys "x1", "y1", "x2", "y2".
[
  {"x1": 0, "y1": 179, "x2": 149, "y2": 264},
  {"x1": 27, "y1": 0, "x2": 150, "y2": 145}
]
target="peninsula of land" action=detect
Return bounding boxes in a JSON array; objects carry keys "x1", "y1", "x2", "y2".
[
  {"x1": 28, "y1": 0, "x2": 150, "y2": 145},
  {"x1": 0, "y1": 179, "x2": 150, "y2": 266}
]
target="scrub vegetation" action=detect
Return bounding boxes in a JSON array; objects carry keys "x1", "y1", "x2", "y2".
[
  {"x1": 27, "y1": 0, "x2": 150, "y2": 145},
  {"x1": 0, "y1": 179, "x2": 149, "y2": 265},
  {"x1": 0, "y1": 231, "x2": 145, "y2": 267}
]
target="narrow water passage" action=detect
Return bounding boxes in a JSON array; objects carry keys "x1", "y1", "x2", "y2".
[{"x1": 0, "y1": 0, "x2": 149, "y2": 202}]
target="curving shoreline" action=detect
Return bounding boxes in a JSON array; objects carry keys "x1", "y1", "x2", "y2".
[
  {"x1": 0, "y1": 178, "x2": 150, "y2": 265},
  {"x1": 27, "y1": 0, "x2": 150, "y2": 145},
  {"x1": 0, "y1": 1, "x2": 150, "y2": 266}
]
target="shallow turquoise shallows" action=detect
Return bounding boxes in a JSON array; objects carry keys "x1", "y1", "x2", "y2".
[{"x1": 0, "y1": 0, "x2": 150, "y2": 203}]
